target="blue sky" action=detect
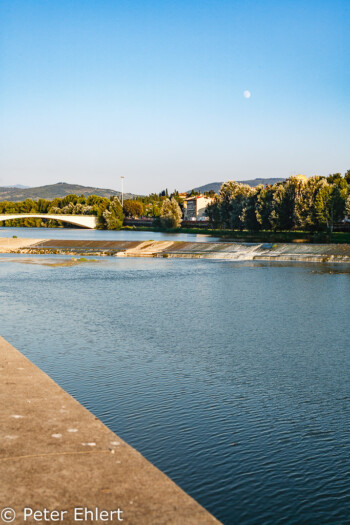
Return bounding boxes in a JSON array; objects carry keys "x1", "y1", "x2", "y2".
[{"x1": 0, "y1": 0, "x2": 349, "y2": 194}]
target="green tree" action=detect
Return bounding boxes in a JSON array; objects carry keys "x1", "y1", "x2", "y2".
[
  {"x1": 37, "y1": 199, "x2": 50, "y2": 213},
  {"x1": 327, "y1": 173, "x2": 342, "y2": 184},
  {"x1": 218, "y1": 181, "x2": 253, "y2": 229},
  {"x1": 159, "y1": 198, "x2": 182, "y2": 228},
  {"x1": 123, "y1": 200, "x2": 144, "y2": 217},
  {"x1": 255, "y1": 184, "x2": 277, "y2": 230},
  {"x1": 314, "y1": 180, "x2": 347, "y2": 232},
  {"x1": 206, "y1": 199, "x2": 221, "y2": 228},
  {"x1": 345, "y1": 194, "x2": 350, "y2": 216},
  {"x1": 97, "y1": 197, "x2": 124, "y2": 229}
]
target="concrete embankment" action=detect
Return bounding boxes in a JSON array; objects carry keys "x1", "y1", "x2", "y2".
[
  {"x1": 0, "y1": 336, "x2": 219, "y2": 524},
  {"x1": 3, "y1": 237, "x2": 350, "y2": 263}
]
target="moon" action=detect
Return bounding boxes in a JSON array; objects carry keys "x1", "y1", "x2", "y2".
[{"x1": 243, "y1": 90, "x2": 251, "y2": 99}]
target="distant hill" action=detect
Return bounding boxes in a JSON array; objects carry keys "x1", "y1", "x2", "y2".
[
  {"x1": 2, "y1": 184, "x2": 31, "y2": 189},
  {"x1": 0, "y1": 182, "x2": 138, "y2": 202},
  {"x1": 190, "y1": 178, "x2": 286, "y2": 193}
]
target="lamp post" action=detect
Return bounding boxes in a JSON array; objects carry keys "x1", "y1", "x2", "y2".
[{"x1": 120, "y1": 176, "x2": 125, "y2": 206}]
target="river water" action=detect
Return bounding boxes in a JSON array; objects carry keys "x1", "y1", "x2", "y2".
[
  {"x1": 0, "y1": 226, "x2": 220, "y2": 242},
  {"x1": 0, "y1": 251, "x2": 349, "y2": 524}
]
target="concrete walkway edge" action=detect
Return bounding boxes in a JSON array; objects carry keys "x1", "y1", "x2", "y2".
[{"x1": 0, "y1": 336, "x2": 220, "y2": 524}]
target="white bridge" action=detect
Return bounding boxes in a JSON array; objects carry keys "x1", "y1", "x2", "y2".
[{"x1": 0, "y1": 214, "x2": 97, "y2": 229}]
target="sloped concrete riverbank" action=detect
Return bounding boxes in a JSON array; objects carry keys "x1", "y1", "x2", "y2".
[
  {"x1": 3, "y1": 237, "x2": 350, "y2": 263},
  {"x1": 0, "y1": 336, "x2": 219, "y2": 524}
]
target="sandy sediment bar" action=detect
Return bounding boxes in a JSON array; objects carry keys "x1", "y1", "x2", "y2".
[
  {"x1": 0, "y1": 237, "x2": 43, "y2": 252},
  {"x1": 0, "y1": 335, "x2": 219, "y2": 524},
  {"x1": 3, "y1": 237, "x2": 350, "y2": 263}
]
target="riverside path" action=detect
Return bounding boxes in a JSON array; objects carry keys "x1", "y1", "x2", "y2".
[{"x1": 0, "y1": 336, "x2": 220, "y2": 524}]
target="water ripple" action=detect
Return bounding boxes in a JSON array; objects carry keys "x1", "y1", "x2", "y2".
[{"x1": 0, "y1": 256, "x2": 349, "y2": 524}]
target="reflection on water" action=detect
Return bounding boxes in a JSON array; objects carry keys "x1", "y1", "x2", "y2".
[{"x1": 0, "y1": 256, "x2": 349, "y2": 524}]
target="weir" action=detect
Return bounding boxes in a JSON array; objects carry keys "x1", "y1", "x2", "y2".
[{"x1": 0, "y1": 336, "x2": 219, "y2": 524}]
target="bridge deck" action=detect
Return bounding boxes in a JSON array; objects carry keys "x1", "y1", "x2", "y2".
[{"x1": 0, "y1": 214, "x2": 96, "y2": 229}]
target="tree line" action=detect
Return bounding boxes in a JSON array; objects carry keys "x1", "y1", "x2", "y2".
[
  {"x1": 207, "y1": 172, "x2": 350, "y2": 232},
  {"x1": 1, "y1": 171, "x2": 349, "y2": 232},
  {"x1": 0, "y1": 194, "x2": 124, "y2": 229},
  {"x1": 0, "y1": 192, "x2": 183, "y2": 229}
]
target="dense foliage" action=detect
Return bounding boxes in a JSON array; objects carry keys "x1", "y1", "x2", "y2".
[
  {"x1": 0, "y1": 190, "x2": 184, "y2": 229},
  {"x1": 122, "y1": 200, "x2": 144, "y2": 218},
  {"x1": 0, "y1": 194, "x2": 125, "y2": 229},
  {"x1": 96, "y1": 196, "x2": 124, "y2": 230},
  {"x1": 207, "y1": 172, "x2": 350, "y2": 232},
  {"x1": 159, "y1": 198, "x2": 183, "y2": 228},
  {"x1": 1, "y1": 172, "x2": 349, "y2": 233}
]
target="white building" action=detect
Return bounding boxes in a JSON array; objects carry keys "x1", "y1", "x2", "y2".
[{"x1": 183, "y1": 196, "x2": 213, "y2": 220}]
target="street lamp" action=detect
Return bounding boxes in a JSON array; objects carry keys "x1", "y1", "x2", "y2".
[{"x1": 120, "y1": 176, "x2": 125, "y2": 206}]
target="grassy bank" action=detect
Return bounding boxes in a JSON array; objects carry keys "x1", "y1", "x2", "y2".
[{"x1": 121, "y1": 226, "x2": 350, "y2": 244}]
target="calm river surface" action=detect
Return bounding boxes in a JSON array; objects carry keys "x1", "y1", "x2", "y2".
[
  {"x1": 0, "y1": 255, "x2": 349, "y2": 524},
  {"x1": 0, "y1": 226, "x2": 220, "y2": 242}
]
